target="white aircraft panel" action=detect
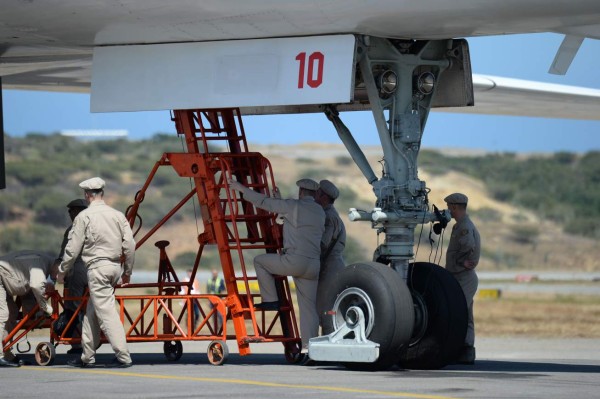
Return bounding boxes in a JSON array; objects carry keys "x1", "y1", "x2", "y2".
[{"x1": 91, "y1": 35, "x2": 355, "y2": 112}]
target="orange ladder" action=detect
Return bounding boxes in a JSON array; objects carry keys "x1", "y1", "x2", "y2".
[{"x1": 126, "y1": 108, "x2": 302, "y2": 358}]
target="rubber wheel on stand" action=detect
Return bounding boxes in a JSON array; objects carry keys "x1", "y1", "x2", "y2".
[
  {"x1": 35, "y1": 342, "x2": 56, "y2": 366},
  {"x1": 163, "y1": 341, "x2": 183, "y2": 362},
  {"x1": 207, "y1": 340, "x2": 229, "y2": 365},
  {"x1": 323, "y1": 262, "x2": 414, "y2": 371},
  {"x1": 397, "y1": 262, "x2": 468, "y2": 369},
  {"x1": 284, "y1": 341, "x2": 305, "y2": 364}
]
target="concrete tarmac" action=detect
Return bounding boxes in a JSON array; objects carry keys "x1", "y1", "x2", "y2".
[{"x1": 3, "y1": 337, "x2": 600, "y2": 399}]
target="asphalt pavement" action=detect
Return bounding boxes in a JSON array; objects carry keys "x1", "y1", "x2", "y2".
[{"x1": 3, "y1": 337, "x2": 600, "y2": 399}]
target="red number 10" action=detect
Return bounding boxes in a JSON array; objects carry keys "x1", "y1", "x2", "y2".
[{"x1": 296, "y1": 51, "x2": 324, "y2": 89}]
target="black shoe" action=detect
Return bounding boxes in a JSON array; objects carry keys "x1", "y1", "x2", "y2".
[
  {"x1": 254, "y1": 301, "x2": 280, "y2": 311},
  {"x1": 67, "y1": 359, "x2": 94, "y2": 368},
  {"x1": 108, "y1": 358, "x2": 132, "y2": 368},
  {"x1": 13, "y1": 356, "x2": 30, "y2": 366},
  {"x1": 66, "y1": 347, "x2": 83, "y2": 355},
  {"x1": 0, "y1": 357, "x2": 20, "y2": 368}
]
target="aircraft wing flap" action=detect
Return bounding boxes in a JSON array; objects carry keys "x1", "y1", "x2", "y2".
[{"x1": 437, "y1": 74, "x2": 600, "y2": 120}]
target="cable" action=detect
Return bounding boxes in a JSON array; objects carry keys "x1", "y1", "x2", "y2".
[{"x1": 180, "y1": 134, "x2": 201, "y2": 237}]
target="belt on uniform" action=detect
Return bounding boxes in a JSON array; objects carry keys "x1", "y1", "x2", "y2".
[{"x1": 87, "y1": 257, "x2": 120, "y2": 267}]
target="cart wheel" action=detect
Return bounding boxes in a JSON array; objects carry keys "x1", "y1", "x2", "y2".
[
  {"x1": 35, "y1": 342, "x2": 56, "y2": 366},
  {"x1": 284, "y1": 342, "x2": 305, "y2": 364},
  {"x1": 207, "y1": 340, "x2": 229, "y2": 366},
  {"x1": 163, "y1": 341, "x2": 183, "y2": 362}
]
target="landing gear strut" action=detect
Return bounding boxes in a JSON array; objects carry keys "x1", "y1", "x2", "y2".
[{"x1": 312, "y1": 35, "x2": 473, "y2": 369}]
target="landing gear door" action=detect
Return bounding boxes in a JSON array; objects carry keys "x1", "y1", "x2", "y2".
[
  {"x1": 91, "y1": 35, "x2": 356, "y2": 113},
  {"x1": 431, "y1": 39, "x2": 474, "y2": 108}
]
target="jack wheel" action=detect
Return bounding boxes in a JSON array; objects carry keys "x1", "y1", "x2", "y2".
[
  {"x1": 284, "y1": 342, "x2": 305, "y2": 364},
  {"x1": 207, "y1": 340, "x2": 229, "y2": 365},
  {"x1": 163, "y1": 341, "x2": 183, "y2": 362},
  {"x1": 35, "y1": 342, "x2": 56, "y2": 366}
]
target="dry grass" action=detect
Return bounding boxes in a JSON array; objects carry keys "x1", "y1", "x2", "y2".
[{"x1": 476, "y1": 292, "x2": 600, "y2": 338}]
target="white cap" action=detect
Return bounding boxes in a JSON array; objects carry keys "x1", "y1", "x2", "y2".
[
  {"x1": 79, "y1": 177, "x2": 105, "y2": 190},
  {"x1": 296, "y1": 178, "x2": 319, "y2": 191},
  {"x1": 319, "y1": 179, "x2": 339, "y2": 199}
]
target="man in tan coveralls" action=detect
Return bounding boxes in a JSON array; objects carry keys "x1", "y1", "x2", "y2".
[
  {"x1": 444, "y1": 192, "x2": 480, "y2": 365},
  {"x1": 228, "y1": 177, "x2": 325, "y2": 350},
  {"x1": 314, "y1": 179, "x2": 346, "y2": 329},
  {"x1": 59, "y1": 177, "x2": 136, "y2": 368},
  {"x1": 0, "y1": 250, "x2": 57, "y2": 367},
  {"x1": 56, "y1": 198, "x2": 88, "y2": 354}
]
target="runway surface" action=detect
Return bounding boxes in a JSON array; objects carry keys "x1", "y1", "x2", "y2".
[{"x1": 3, "y1": 337, "x2": 600, "y2": 399}]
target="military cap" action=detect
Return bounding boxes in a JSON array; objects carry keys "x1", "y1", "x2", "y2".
[
  {"x1": 296, "y1": 178, "x2": 319, "y2": 191},
  {"x1": 79, "y1": 177, "x2": 105, "y2": 190},
  {"x1": 319, "y1": 179, "x2": 339, "y2": 199},
  {"x1": 66, "y1": 198, "x2": 88, "y2": 209},
  {"x1": 444, "y1": 192, "x2": 468, "y2": 204}
]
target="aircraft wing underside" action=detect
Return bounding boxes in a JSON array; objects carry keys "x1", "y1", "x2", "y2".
[{"x1": 2, "y1": 0, "x2": 600, "y2": 120}]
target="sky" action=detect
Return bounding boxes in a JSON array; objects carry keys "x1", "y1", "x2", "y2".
[{"x1": 2, "y1": 33, "x2": 600, "y2": 154}]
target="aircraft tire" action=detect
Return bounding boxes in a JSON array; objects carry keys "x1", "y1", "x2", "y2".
[
  {"x1": 323, "y1": 262, "x2": 414, "y2": 371},
  {"x1": 397, "y1": 262, "x2": 468, "y2": 369}
]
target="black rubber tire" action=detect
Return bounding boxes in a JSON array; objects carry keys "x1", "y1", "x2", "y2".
[
  {"x1": 323, "y1": 262, "x2": 414, "y2": 371},
  {"x1": 397, "y1": 262, "x2": 468, "y2": 370},
  {"x1": 163, "y1": 341, "x2": 183, "y2": 362},
  {"x1": 284, "y1": 341, "x2": 305, "y2": 364}
]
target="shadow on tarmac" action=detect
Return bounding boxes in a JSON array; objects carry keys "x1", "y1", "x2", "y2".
[{"x1": 15, "y1": 352, "x2": 600, "y2": 375}]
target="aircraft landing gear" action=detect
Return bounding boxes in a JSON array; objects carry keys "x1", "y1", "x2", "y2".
[{"x1": 314, "y1": 35, "x2": 473, "y2": 370}]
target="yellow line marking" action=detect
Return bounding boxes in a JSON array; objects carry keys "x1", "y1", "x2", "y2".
[{"x1": 24, "y1": 366, "x2": 461, "y2": 399}]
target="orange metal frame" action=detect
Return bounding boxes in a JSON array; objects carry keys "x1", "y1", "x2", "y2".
[{"x1": 2, "y1": 108, "x2": 301, "y2": 361}]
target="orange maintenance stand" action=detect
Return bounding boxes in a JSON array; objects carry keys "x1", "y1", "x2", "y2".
[{"x1": 2, "y1": 108, "x2": 303, "y2": 366}]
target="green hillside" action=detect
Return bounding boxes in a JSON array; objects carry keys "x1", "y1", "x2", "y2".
[{"x1": 1, "y1": 133, "x2": 598, "y2": 271}]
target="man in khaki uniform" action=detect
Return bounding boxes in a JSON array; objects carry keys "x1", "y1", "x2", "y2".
[
  {"x1": 228, "y1": 178, "x2": 325, "y2": 350},
  {"x1": 56, "y1": 198, "x2": 88, "y2": 354},
  {"x1": 0, "y1": 250, "x2": 57, "y2": 367},
  {"x1": 444, "y1": 192, "x2": 480, "y2": 365},
  {"x1": 314, "y1": 180, "x2": 346, "y2": 329},
  {"x1": 59, "y1": 177, "x2": 135, "y2": 368}
]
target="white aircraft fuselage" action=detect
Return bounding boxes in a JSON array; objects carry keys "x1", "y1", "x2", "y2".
[{"x1": 2, "y1": 0, "x2": 600, "y2": 93}]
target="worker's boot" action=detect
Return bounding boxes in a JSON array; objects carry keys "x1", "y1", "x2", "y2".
[
  {"x1": 0, "y1": 357, "x2": 20, "y2": 367},
  {"x1": 456, "y1": 345, "x2": 476, "y2": 365}
]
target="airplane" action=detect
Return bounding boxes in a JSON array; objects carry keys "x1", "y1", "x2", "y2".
[{"x1": 2, "y1": 1, "x2": 600, "y2": 370}]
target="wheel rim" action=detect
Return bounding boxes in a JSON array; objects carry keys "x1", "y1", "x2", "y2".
[
  {"x1": 35, "y1": 342, "x2": 55, "y2": 366},
  {"x1": 408, "y1": 291, "x2": 428, "y2": 346},
  {"x1": 207, "y1": 341, "x2": 228, "y2": 365},
  {"x1": 332, "y1": 287, "x2": 375, "y2": 337}
]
